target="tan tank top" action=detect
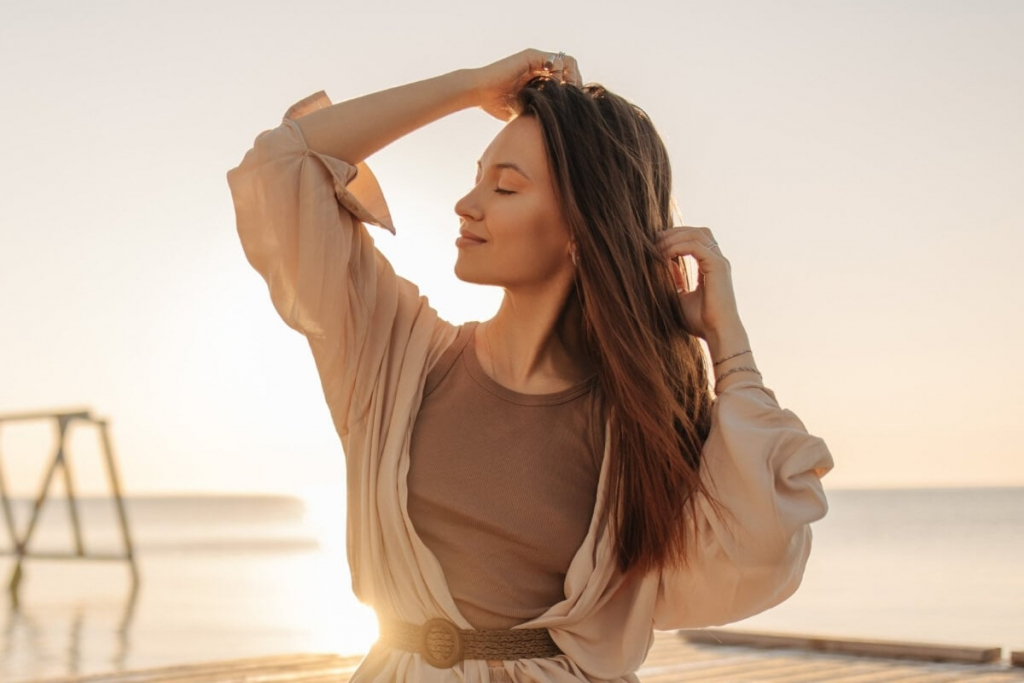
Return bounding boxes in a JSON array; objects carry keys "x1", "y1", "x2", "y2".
[{"x1": 407, "y1": 320, "x2": 605, "y2": 629}]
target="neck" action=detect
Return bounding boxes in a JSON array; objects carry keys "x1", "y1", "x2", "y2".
[{"x1": 478, "y1": 280, "x2": 594, "y2": 391}]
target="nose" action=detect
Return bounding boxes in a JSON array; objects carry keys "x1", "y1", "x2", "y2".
[{"x1": 454, "y1": 185, "x2": 483, "y2": 223}]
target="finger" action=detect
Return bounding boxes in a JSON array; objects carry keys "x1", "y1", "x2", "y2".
[
  {"x1": 658, "y1": 235, "x2": 725, "y2": 262},
  {"x1": 538, "y1": 50, "x2": 574, "y2": 81},
  {"x1": 667, "y1": 255, "x2": 688, "y2": 291},
  {"x1": 525, "y1": 49, "x2": 556, "y2": 76},
  {"x1": 657, "y1": 225, "x2": 716, "y2": 241},
  {"x1": 562, "y1": 55, "x2": 582, "y2": 86},
  {"x1": 658, "y1": 227, "x2": 721, "y2": 253},
  {"x1": 541, "y1": 50, "x2": 564, "y2": 71}
]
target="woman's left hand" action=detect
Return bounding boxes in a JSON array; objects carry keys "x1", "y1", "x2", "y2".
[
  {"x1": 657, "y1": 226, "x2": 743, "y2": 341},
  {"x1": 472, "y1": 49, "x2": 583, "y2": 122}
]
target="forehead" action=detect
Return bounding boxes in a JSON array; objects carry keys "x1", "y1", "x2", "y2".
[{"x1": 479, "y1": 115, "x2": 549, "y2": 175}]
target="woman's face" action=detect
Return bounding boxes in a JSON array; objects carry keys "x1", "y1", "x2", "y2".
[{"x1": 453, "y1": 115, "x2": 573, "y2": 289}]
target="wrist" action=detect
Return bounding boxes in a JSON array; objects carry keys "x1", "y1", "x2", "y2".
[
  {"x1": 705, "y1": 319, "x2": 749, "y2": 361},
  {"x1": 705, "y1": 321, "x2": 763, "y2": 391},
  {"x1": 448, "y1": 68, "x2": 484, "y2": 110},
  {"x1": 713, "y1": 365, "x2": 763, "y2": 392}
]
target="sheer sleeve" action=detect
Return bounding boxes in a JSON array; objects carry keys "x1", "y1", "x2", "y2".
[
  {"x1": 226, "y1": 90, "x2": 444, "y2": 438},
  {"x1": 652, "y1": 376, "x2": 834, "y2": 630}
]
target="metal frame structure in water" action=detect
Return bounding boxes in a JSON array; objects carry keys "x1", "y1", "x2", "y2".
[{"x1": 0, "y1": 407, "x2": 139, "y2": 600}]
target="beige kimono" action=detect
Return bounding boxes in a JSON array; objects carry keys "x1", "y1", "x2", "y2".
[{"x1": 226, "y1": 91, "x2": 835, "y2": 683}]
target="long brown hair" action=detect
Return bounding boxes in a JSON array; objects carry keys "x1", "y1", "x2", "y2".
[{"x1": 515, "y1": 76, "x2": 732, "y2": 576}]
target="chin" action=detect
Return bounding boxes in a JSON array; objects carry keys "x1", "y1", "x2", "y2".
[
  {"x1": 453, "y1": 261, "x2": 484, "y2": 286},
  {"x1": 453, "y1": 259, "x2": 500, "y2": 287}
]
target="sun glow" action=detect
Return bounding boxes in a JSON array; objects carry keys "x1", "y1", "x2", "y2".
[{"x1": 299, "y1": 484, "x2": 380, "y2": 655}]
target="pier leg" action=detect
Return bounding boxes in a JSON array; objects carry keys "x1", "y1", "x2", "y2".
[
  {"x1": 8, "y1": 437, "x2": 63, "y2": 594},
  {"x1": 58, "y1": 417, "x2": 87, "y2": 557},
  {"x1": 0, "y1": 428, "x2": 21, "y2": 553},
  {"x1": 98, "y1": 419, "x2": 139, "y2": 585}
]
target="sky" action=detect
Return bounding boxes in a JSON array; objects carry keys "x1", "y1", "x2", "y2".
[{"x1": 1, "y1": 0, "x2": 1022, "y2": 498}]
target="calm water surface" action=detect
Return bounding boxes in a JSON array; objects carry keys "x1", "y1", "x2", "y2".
[{"x1": 1, "y1": 488, "x2": 1021, "y2": 681}]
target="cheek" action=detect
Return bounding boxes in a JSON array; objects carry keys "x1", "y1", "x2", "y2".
[{"x1": 505, "y1": 198, "x2": 568, "y2": 257}]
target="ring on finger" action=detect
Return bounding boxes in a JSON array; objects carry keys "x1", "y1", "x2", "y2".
[{"x1": 543, "y1": 50, "x2": 565, "y2": 70}]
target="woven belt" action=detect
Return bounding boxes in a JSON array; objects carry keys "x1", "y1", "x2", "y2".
[{"x1": 377, "y1": 616, "x2": 563, "y2": 669}]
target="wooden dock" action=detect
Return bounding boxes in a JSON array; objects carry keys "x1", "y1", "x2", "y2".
[{"x1": 19, "y1": 629, "x2": 1024, "y2": 682}]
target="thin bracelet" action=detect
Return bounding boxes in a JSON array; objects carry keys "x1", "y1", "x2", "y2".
[
  {"x1": 713, "y1": 349, "x2": 751, "y2": 367},
  {"x1": 715, "y1": 366, "x2": 762, "y2": 386}
]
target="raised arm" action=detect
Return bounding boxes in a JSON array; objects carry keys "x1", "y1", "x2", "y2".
[
  {"x1": 293, "y1": 48, "x2": 584, "y2": 164},
  {"x1": 652, "y1": 378, "x2": 833, "y2": 630},
  {"x1": 226, "y1": 49, "x2": 581, "y2": 441},
  {"x1": 292, "y1": 70, "x2": 478, "y2": 165}
]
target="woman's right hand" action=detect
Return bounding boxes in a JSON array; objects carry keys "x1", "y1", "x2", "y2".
[{"x1": 469, "y1": 48, "x2": 583, "y2": 121}]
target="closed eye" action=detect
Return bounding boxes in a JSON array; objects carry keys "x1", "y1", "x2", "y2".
[{"x1": 494, "y1": 188, "x2": 515, "y2": 195}]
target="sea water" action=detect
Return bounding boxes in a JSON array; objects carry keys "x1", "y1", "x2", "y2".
[{"x1": 1, "y1": 487, "x2": 1021, "y2": 681}]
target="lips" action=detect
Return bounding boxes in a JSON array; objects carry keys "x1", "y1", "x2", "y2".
[{"x1": 459, "y1": 229, "x2": 487, "y2": 243}]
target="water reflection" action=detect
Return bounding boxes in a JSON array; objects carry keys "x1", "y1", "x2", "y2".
[
  {"x1": 0, "y1": 496, "x2": 378, "y2": 682},
  {"x1": 4, "y1": 580, "x2": 138, "y2": 678}
]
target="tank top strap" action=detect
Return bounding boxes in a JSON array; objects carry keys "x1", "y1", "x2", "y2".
[{"x1": 423, "y1": 321, "x2": 479, "y2": 398}]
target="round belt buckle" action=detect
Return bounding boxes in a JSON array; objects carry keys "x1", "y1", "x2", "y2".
[{"x1": 421, "y1": 617, "x2": 464, "y2": 669}]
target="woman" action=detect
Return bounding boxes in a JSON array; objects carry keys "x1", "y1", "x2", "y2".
[{"x1": 227, "y1": 48, "x2": 834, "y2": 683}]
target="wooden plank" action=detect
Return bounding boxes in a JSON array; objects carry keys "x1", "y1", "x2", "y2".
[
  {"x1": 679, "y1": 628, "x2": 1003, "y2": 664},
  {"x1": 824, "y1": 668, "x2": 966, "y2": 682},
  {"x1": 143, "y1": 661, "x2": 360, "y2": 683},
  {"x1": 676, "y1": 659, "x2": 860, "y2": 682},
  {"x1": 25, "y1": 654, "x2": 357, "y2": 683},
  {"x1": 637, "y1": 641, "x2": 884, "y2": 682},
  {"x1": 641, "y1": 655, "x2": 794, "y2": 681},
  {"x1": 773, "y1": 661, "x2": 929, "y2": 683},
  {"x1": 640, "y1": 658, "x2": 888, "y2": 683},
  {"x1": 19, "y1": 632, "x2": 1024, "y2": 683}
]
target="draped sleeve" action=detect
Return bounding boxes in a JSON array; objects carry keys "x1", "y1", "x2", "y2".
[
  {"x1": 652, "y1": 376, "x2": 834, "y2": 630},
  {"x1": 226, "y1": 90, "x2": 442, "y2": 439}
]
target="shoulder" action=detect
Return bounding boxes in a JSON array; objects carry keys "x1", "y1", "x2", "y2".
[{"x1": 423, "y1": 321, "x2": 478, "y2": 397}]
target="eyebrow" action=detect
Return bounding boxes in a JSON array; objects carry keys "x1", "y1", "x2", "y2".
[{"x1": 476, "y1": 160, "x2": 532, "y2": 182}]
